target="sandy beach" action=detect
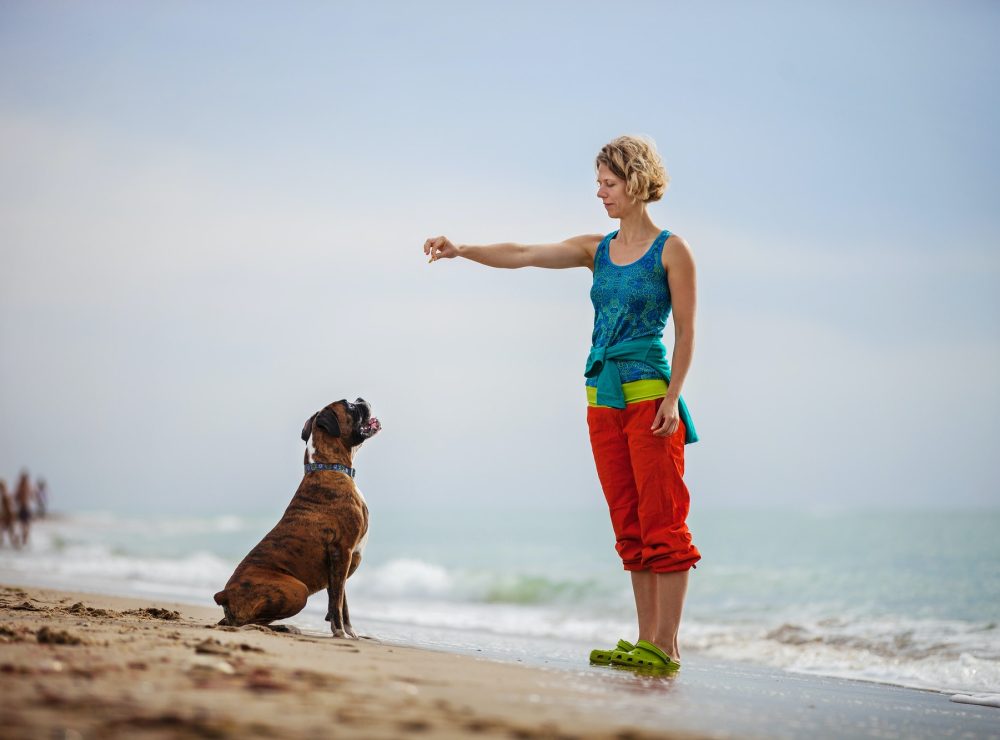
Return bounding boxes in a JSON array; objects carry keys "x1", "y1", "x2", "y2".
[
  {"x1": 0, "y1": 583, "x2": 705, "y2": 740},
  {"x1": 2, "y1": 582, "x2": 998, "y2": 740}
]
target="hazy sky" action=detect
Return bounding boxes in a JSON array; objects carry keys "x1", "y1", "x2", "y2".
[{"x1": 1, "y1": 1, "x2": 998, "y2": 515}]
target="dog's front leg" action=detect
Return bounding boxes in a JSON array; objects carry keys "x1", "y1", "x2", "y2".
[
  {"x1": 340, "y1": 551, "x2": 362, "y2": 639},
  {"x1": 341, "y1": 594, "x2": 357, "y2": 639},
  {"x1": 325, "y1": 545, "x2": 352, "y2": 638}
]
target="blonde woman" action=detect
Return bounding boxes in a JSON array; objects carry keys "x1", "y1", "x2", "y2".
[{"x1": 423, "y1": 135, "x2": 701, "y2": 671}]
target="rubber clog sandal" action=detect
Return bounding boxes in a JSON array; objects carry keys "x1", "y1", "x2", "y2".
[
  {"x1": 609, "y1": 640, "x2": 681, "y2": 672},
  {"x1": 589, "y1": 638, "x2": 635, "y2": 665}
]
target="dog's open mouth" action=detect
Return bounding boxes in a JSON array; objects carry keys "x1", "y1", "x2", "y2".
[{"x1": 360, "y1": 416, "x2": 381, "y2": 438}]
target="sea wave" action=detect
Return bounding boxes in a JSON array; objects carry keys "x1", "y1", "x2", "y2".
[
  {"x1": 0, "y1": 516, "x2": 236, "y2": 596},
  {"x1": 683, "y1": 618, "x2": 1000, "y2": 695},
  {"x1": 350, "y1": 557, "x2": 624, "y2": 607},
  {"x1": 0, "y1": 540, "x2": 232, "y2": 593}
]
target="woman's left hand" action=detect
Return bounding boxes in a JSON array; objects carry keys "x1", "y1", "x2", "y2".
[{"x1": 651, "y1": 397, "x2": 680, "y2": 437}]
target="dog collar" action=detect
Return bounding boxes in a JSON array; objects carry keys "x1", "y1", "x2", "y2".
[{"x1": 304, "y1": 463, "x2": 355, "y2": 478}]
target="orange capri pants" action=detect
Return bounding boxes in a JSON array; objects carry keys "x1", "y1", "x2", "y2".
[{"x1": 587, "y1": 398, "x2": 701, "y2": 573}]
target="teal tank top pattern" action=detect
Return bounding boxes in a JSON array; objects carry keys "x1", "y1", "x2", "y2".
[{"x1": 586, "y1": 229, "x2": 673, "y2": 388}]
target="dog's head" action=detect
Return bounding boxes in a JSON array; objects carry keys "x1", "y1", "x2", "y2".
[{"x1": 301, "y1": 398, "x2": 381, "y2": 460}]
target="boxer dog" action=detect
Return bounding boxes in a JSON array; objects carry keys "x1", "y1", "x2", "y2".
[{"x1": 214, "y1": 398, "x2": 381, "y2": 637}]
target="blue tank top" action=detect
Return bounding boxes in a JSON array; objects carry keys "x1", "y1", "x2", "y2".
[{"x1": 586, "y1": 229, "x2": 673, "y2": 388}]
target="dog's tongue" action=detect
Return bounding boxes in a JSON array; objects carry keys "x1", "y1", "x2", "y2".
[{"x1": 362, "y1": 417, "x2": 381, "y2": 436}]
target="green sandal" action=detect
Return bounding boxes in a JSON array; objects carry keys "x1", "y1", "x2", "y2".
[
  {"x1": 609, "y1": 640, "x2": 681, "y2": 672},
  {"x1": 589, "y1": 639, "x2": 635, "y2": 665}
]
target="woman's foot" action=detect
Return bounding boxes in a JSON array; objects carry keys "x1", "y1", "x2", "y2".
[
  {"x1": 609, "y1": 640, "x2": 681, "y2": 671},
  {"x1": 589, "y1": 638, "x2": 635, "y2": 665}
]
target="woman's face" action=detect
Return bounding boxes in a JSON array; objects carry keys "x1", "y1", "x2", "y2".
[{"x1": 596, "y1": 163, "x2": 635, "y2": 219}]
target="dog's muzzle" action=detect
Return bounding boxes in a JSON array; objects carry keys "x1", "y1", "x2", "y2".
[{"x1": 359, "y1": 416, "x2": 381, "y2": 438}]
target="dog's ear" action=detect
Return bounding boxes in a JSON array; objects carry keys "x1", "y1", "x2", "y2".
[
  {"x1": 301, "y1": 413, "x2": 318, "y2": 442},
  {"x1": 316, "y1": 408, "x2": 341, "y2": 438}
]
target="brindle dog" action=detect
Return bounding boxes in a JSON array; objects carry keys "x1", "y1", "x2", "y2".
[{"x1": 214, "y1": 398, "x2": 381, "y2": 637}]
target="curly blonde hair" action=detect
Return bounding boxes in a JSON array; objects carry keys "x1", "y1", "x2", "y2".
[{"x1": 595, "y1": 135, "x2": 670, "y2": 203}]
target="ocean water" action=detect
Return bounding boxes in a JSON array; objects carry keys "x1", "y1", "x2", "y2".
[{"x1": 1, "y1": 505, "x2": 997, "y2": 696}]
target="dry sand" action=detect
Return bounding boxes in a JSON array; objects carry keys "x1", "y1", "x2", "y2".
[{"x1": 0, "y1": 584, "x2": 706, "y2": 739}]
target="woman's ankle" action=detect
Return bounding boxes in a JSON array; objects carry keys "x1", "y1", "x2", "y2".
[{"x1": 645, "y1": 636, "x2": 679, "y2": 661}]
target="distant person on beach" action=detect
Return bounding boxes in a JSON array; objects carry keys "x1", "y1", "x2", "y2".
[
  {"x1": 0, "y1": 479, "x2": 15, "y2": 547},
  {"x1": 14, "y1": 470, "x2": 34, "y2": 546},
  {"x1": 35, "y1": 478, "x2": 48, "y2": 518},
  {"x1": 423, "y1": 135, "x2": 700, "y2": 672}
]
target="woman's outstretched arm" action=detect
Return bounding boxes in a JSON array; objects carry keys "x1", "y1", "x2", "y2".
[{"x1": 423, "y1": 234, "x2": 602, "y2": 269}]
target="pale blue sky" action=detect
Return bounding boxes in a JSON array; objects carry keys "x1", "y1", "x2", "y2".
[{"x1": 1, "y1": 1, "x2": 998, "y2": 514}]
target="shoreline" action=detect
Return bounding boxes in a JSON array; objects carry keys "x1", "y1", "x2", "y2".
[
  {"x1": 7, "y1": 509, "x2": 998, "y2": 700},
  {"x1": 1, "y1": 582, "x2": 998, "y2": 739},
  {"x1": 0, "y1": 566, "x2": 981, "y2": 697}
]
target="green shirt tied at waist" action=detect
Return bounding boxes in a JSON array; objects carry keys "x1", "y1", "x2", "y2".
[{"x1": 585, "y1": 335, "x2": 699, "y2": 445}]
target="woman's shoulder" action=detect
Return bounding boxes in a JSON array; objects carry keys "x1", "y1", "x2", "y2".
[
  {"x1": 663, "y1": 232, "x2": 693, "y2": 254},
  {"x1": 577, "y1": 232, "x2": 612, "y2": 246},
  {"x1": 565, "y1": 233, "x2": 609, "y2": 257},
  {"x1": 661, "y1": 232, "x2": 695, "y2": 270}
]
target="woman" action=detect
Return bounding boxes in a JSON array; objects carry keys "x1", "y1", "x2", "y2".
[{"x1": 423, "y1": 135, "x2": 700, "y2": 672}]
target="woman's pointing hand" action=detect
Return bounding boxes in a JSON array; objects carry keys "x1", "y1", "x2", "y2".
[{"x1": 424, "y1": 236, "x2": 459, "y2": 263}]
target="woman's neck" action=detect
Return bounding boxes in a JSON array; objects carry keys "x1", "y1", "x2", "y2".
[{"x1": 616, "y1": 206, "x2": 660, "y2": 245}]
